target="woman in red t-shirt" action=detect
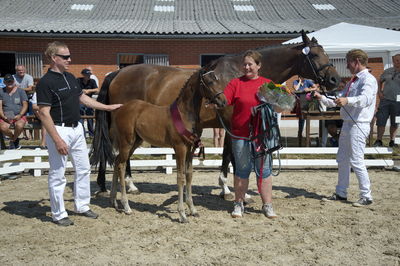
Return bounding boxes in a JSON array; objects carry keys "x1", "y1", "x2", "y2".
[{"x1": 224, "y1": 50, "x2": 277, "y2": 219}]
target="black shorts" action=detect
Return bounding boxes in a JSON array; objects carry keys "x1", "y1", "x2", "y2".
[{"x1": 376, "y1": 99, "x2": 400, "y2": 127}]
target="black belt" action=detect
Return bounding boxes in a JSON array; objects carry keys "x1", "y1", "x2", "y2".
[{"x1": 54, "y1": 121, "x2": 79, "y2": 127}]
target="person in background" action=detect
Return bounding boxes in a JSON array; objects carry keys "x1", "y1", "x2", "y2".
[
  {"x1": 30, "y1": 92, "x2": 46, "y2": 149},
  {"x1": 315, "y1": 49, "x2": 377, "y2": 207},
  {"x1": 86, "y1": 65, "x2": 99, "y2": 88},
  {"x1": 292, "y1": 75, "x2": 318, "y2": 143},
  {"x1": 374, "y1": 54, "x2": 400, "y2": 148},
  {"x1": 36, "y1": 41, "x2": 122, "y2": 226},
  {"x1": 324, "y1": 80, "x2": 346, "y2": 147},
  {"x1": 213, "y1": 128, "x2": 225, "y2": 147},
  {"x1": 77, "y1": 68, "x2": 99, "y2": 138},
  {"x1": 223, "y1": 50, "x2": 278, "y2": 219},
  {"x1": 13, "y1": 65, "x2": 34, "y2": 93},
  {"x1": 14, "y1": 64, "x2": 34, "y2": 140},
  {"x1": 0, "y1": 74, "x2": 28, "y2": 149}
]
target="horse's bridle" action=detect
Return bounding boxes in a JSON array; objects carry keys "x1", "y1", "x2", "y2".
[
  {"x1": 199, "y1": 69, "x2": 224, "y2": 105},
  {"x1": 303, "y1": 44, "x2": 333, "y2": 87}
]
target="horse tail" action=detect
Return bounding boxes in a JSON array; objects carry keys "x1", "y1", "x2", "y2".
[{"x1": 89, "y1": 70, "x2": 120, "y2": 169}]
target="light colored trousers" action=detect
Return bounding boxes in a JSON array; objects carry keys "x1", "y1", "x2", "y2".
[
  {"x1": 46, "y1": 123, "x2": 91, "y2": 221},
  {"x1": 336, "y1": 121, "x2": 372, "y2": 200}
]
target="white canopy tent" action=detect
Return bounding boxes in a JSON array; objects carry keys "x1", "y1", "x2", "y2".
[{"x1": 283, "y1": 22, "x2": 400, "y2": 70}]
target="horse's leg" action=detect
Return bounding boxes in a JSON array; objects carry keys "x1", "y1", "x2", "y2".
[
  {"x1": 219, "y1": 135, "x2": 234, "y2": 200},
  {"x1": 117, "y1": 156, "x2": 132, "y2": 215},
  {"x1": 219, "y1": 135, "x2": 252, "y2": 202},
  {"x1": 110, "y1": 161, "x2": 119, "y2": 210},
  {"x1": 175, "y1": 145, "x2": 188, "y2": 223},
  {"x1": 125, "y1": 159, "x2": 140, "y2": 194},
  {"x1": 125, "y1": 138, "x2": 143, "y2": 194},
  {"x1": 184, "y1": 148, "x2": 198, "y2": 217},
  {"x1": 95, "y1": 163, "x2": 109, "y2": 196},
  {"x1": 111, "y1": 154, "x2": 131, "y2": 213}
]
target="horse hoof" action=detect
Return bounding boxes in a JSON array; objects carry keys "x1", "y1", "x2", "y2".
[
  {"x1": 244, "y1": 197, "x2": 255, "y2": 205},
  {"x1": 179, "y1": 217, "x2": 189, "y2": 223},
  {"x1": 95, "y1": 190, "x2": 110, "y2": 197},
  {"x1": 124, "y1": 209, "x2": 133, "y2": 215},
  {"x1": 223, "y1": 193, "x2": 235, "y2": 201},
  {"x1": 127, "y1": 188, "x2": 140, "y2": 195}
]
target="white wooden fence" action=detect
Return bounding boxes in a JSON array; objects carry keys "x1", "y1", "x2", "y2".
[
  {"x1": 0, "y1": 147, "x2": 394, "y2": 177},
  {"x1": 396, "y1": 95, "x2": 400, "y2": 145}
]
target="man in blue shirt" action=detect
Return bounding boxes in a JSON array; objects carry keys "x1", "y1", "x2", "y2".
[{"x1": 292, "y1": 75, "x2": 317, "y2": 143}]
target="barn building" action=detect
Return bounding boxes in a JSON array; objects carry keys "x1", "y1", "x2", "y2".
[{"x1": 0, "y1": 0, "x2": 399, "y2": 86}]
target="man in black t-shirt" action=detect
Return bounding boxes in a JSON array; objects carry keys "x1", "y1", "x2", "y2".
[
  {"x1": 36, "y1": 41, "x2": 122, "y2": 227},
  {"x1": 77, "y1": 68, "x2": 99, "y2": 137}
]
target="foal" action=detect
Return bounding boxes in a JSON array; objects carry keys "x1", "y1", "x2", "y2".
[{"x1": 109, "y1": 69, "x2": 226, "y2": 223}]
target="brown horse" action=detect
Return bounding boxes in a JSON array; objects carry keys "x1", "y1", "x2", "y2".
[
  {"x1": 90, "y1": 32, "x2": 340, "y2": 197},
  {"x1": 109, "y1": 67, "x2": 226, "y2": 222}
]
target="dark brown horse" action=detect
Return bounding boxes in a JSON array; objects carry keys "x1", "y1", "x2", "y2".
[
  {"x1": 90, "y1": 32, "x2": 340, "y2": 197},
  {"x1": 109, "y1": 67, "x2": 226, "y2": 222}
]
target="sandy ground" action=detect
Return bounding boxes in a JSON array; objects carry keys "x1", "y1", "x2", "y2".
[{"x1": 0, "y1": 168, "x2": 399, "y2": 265}]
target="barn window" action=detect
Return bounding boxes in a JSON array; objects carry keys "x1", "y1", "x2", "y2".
[
  {"x1": 200, "y1": 54, "x2": 225, "y2": 67},
  {"x1": 15, "y1": 52, "x2": 43, "y2": 79},
  {"x1": 144, "y1": 54, "x2": 170, "y2": 66},
  {"x1": 118, "y1": 53, "x2": 169, "y2": 68},
  {"x1": 329, "y1": 58, "x2": 351, "y2": 78}
]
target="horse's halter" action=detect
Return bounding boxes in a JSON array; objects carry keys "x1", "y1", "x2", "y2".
[
  {"x1": 302, "y1": 44, "x2": 333, "y2": 87},
  {"x1": 199, "y1": 69, "x2": 224, "y2": 105}
]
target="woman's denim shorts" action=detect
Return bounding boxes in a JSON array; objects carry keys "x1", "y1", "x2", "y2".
[{"x1": 231, "y1": 138, "x2": 272, "y2": 179}]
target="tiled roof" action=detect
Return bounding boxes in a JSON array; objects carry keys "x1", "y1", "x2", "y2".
[{"x1": 0, "y1": 0, "x2": 399, "y2": 36}]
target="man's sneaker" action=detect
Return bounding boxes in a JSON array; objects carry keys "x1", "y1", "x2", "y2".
[
  {"x1": 321, "y1": 193, "x2": 347, "y2": 202},
  {"x1": 231, "y1": 201, "x2": 244, "y2": 218},
  {"x1": 80, "y1": 209, "x2": 99, "y2": 219},
  {"x1": 54, "y1": 217, "x2": 74, "y2": 226},
  {"x1": 352, "y1": 198, "x2": 373, "y2": 207},
  {"x1": 373, "y1": 140, "x2": 383, "y2": 147},
  {"x1": 389, "y1": 140, "x2": 398, "y2": 148},
  {"x1": 13, "y1": 139, "x2": 21, "y2": 150},
  {"x1": 262, "y1": 203, "x2": 277, "y2": 219}
]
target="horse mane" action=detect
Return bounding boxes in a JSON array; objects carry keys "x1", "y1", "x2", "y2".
[{"x1": 175, "y1": 69, "x2": 200, "y2": 102}]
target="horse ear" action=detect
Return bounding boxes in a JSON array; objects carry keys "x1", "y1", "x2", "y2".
[
  {"x1": 301, "y1": 30, "x2": 310, "y2": 46},
  {"x1": 311, "y1": 37, "x2": 318, "y2": 43}
]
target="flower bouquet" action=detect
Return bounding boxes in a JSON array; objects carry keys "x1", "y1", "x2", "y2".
[
  {"x1": 257, "y1": 82, "x2": 296, "y2": 111},
  {"x1": 305, "y1": 92, "x2": 320, "y2": 111}
]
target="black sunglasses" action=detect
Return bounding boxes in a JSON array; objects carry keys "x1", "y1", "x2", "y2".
[{"x1": 55, "y1": 54, "x2": 71, "y2": 60}]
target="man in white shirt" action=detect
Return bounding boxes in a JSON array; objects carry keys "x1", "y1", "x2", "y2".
[{"x1": 315, "y1": 49, "x2": 377, "y2": 207}]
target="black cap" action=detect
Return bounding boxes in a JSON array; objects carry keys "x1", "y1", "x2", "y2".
[
  {"x1": 81, "y1": 68, "x2": 92, "y2": 75},
  {"x1": 3, "y1": 74, "x2": 14, "y2": 83}
]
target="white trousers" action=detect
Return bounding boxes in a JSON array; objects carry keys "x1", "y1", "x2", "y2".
[
  {"x1": 336, "y1": 122, "x2": 372, "y2": 200},
  {"x1": 46, "y1": 123, "x2": 91, "y2": 221}
]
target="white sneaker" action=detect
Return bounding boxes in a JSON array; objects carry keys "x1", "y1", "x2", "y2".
[
  {"x1": 231, "y1": 201, "x2": 244, "y2": 218},
  {"x1": 262, "y1": 203, "x2": 277, "y2": 219}
]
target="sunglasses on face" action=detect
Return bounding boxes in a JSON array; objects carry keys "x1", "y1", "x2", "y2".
[{"x1": 55, "y1": 54, "x2": 71, "y2": 60}]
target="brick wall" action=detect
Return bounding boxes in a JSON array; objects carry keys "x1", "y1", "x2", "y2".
[
  {"x1": 0, "y1": 36, "x2": 386, "y2": 87},
  {"x1": 0, "y1": 37, "x2": 282, "y2": 86}
]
